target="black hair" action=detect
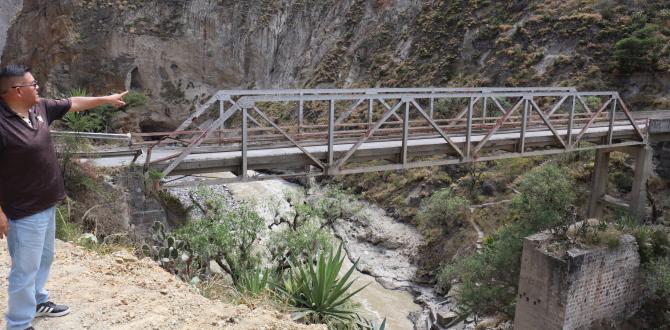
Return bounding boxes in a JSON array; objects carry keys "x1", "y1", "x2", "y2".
[{"x1": 0, "y1": 64, "x2": 31, "y2": 95}]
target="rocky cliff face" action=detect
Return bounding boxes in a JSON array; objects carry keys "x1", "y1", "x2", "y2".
[
  {"x1": 0, "y1": 0, "x2": 22, "y2": 62},
  {"x1": 2, "y1": 0, "x2": 669, "y2": 132},
  {"x1": 2, "y1": 0, "x2": 423, "y2": 131}
]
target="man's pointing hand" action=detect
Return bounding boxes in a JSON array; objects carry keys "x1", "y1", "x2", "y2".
[{"x1": 107, "y1": 91, "x2": 128, "y2": 108}]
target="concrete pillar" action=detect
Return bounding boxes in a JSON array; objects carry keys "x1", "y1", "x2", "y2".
[
  {"x1": 629, "y1": 145, "x2": 653, "y2": 219},
  {"x1": 587, "y1": 149, "x2": 610, "y2": 219}
]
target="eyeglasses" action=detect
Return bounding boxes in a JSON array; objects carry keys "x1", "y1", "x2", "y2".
[{"x1": 12, "y1": 80, "x2": 38, "y2": 89}]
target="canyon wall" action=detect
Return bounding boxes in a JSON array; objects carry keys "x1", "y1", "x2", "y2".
[{"x1": 2, "y1": 0, "x2": 668, "y2": 132}]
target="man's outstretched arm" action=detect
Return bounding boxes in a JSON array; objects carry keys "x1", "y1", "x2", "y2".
[{"x1": 69, "y1": 91, "x2": 128, "y2": 112}]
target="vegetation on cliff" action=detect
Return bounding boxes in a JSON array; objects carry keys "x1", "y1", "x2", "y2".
[{"x1": 438, "y1": 164, "x2": 577, "y2": 317}]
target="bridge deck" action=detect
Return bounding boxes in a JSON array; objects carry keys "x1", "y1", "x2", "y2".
[{"x1": 83, "y1": 120, "x2": 647, "y2": 184}]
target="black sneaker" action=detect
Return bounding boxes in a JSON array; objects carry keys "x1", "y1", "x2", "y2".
[
  {"x1": 24, "y1": 327, "x2": 35, "y2": 330},
  {"x1": 36, "y1": 301, "x2": 70, "y2": 317}
]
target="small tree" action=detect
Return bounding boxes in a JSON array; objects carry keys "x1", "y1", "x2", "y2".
[
  {"x1": 267, "y1": 189, "x2": 350, "y2": 270},
  {"x1": 511, "y1": 164, "x2": 576, "y2": 232},
  {"x1": 175, "y1": 187, "x2": 266, "y2": 286}
]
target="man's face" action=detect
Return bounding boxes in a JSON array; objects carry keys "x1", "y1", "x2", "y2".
[{"x1": 11, "y1": 73, "x2": 40, "y2": 106}]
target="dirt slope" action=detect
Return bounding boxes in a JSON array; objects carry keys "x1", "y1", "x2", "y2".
[{"x1": 0, "y1": 240, "x2": 324, "y2": 330}]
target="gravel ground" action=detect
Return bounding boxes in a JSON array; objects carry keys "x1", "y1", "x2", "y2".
[{"x1": 0, "y1": 240, "x2": 324, "y2": 330}]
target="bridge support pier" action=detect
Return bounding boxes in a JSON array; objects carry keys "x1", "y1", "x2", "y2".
[
  {"x1": 587, "y1": 145, "x2": 652, "y2": 221},
  {"x1": 630, "y1": 145, "x2": 653, "y2": 217},
  {"x1": 587, "y1": 149, "x2": 610, "y2": 219}
]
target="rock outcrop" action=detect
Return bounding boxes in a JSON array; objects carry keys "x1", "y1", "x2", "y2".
[
  {"x1": 2, "y1": 0, "x2": 421, "y2": 131},
  {"x1": 0, "y1": 0, "x2": 22, "y2": 61}
]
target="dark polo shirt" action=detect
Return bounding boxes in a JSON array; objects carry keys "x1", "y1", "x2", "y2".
[{"x1": 0, "y1": 98, "x2": 71, "y2": 220}]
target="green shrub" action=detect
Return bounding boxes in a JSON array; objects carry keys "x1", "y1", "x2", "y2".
[
  {"x1": 511, "y1": 164, "x2": 576, "y2": 233},
  {"x1": 63, "y1": 89, "x2": 148, "y2": 132},
  {"x1": 266, "y1": 190, "x2": 336, "y2": 268},
  {"x1": 55, "y1": 202, "x2": 83, "y2": 242},
  {"x1": 63, "y1": 110, "x2": 108, "y2": 132},
  {"x1": 613, "y1": 24, "x2": 663, "y2": 72},
  {"x1": 632, "y1": 225, "x2": 670, "y2": 264},
  {"x1": 439, "y1": 223, "x2": 525, "y2": 316},
  {"x1": 63, "y1": 88, "x2": 121, "y2": 132},
  {"x1": 417, "y1": 188, "x2": 469, "y2": 235},
  {"x1": 269, "y1": 214, "x2": 333, "y2": 267},
  {"x1": 123, "y1": 90, "x2": 148, "y2": 107},
  {"x1": 583, "y1": 96, "x2": 602, "y2": 111}
]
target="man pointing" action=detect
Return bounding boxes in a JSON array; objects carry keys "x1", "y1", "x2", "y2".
[{"x1": 0, "y1": 64, "x2": 127, "y2": 330}]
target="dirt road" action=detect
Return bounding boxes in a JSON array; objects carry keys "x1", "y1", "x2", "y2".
[{"x1": 0, "y1": 240, "x2": 323, "y2": 330}]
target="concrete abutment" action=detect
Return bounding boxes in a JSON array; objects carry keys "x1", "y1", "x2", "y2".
[
  {"x1": 514, "y1": 232, "x2": 642, "y2": 329},
  {"x1": 122, "y1": 166, "x2": 168, "y2": 236}
]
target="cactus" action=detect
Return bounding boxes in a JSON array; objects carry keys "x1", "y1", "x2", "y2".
[{"x1": 141, "y1": 221, "x2": 205, "y2": 281}]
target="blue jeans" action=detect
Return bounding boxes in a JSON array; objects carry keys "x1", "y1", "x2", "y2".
[{"x1": 5, "y1": 206, "x2": 56, "y2": 330}]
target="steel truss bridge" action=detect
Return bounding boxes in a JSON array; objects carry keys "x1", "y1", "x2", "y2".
[{"x1": 80, "y1": 87, "x2": 650, "y2": 181}]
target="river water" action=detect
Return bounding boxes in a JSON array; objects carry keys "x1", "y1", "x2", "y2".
[{"x1": 193, "y1": 172, "x2": 426, "y2": 329}]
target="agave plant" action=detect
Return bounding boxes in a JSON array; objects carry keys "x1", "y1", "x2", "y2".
[
  {"x1": 356, "y1": 314, "x2": 387, "y2": 330},
  {"x1": 237, "y1": 267, "x2": 272, "y2": 297},
  {"x1": 275, "y1": 244, "x2": 369, "y2": 324}
]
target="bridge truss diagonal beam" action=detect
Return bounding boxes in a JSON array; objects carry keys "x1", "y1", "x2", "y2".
[
  {"x1": 159, "y1": 102, "x2": 241, "y2": 177},
  {"x1": 472, "y1": 98, "x2": 524, "y2": 156},
  {"x1": 251, "y1": 106, "x2": 326, "y2": 170},
  {"x1": 616, "y1": 95, "x2": 646, "y2": 141},
  {"x1": 334, "y1": 98, "x2": 404, "y2": 170},
  {"x1": 410, "y1": 100, "x2": 464, "y2": 158},
  {"x1": 572, "y1": 97, "x2": 614, "y2": 147},
  {"x1": 529, "y1": 99, "x2": 566, "y2": 148}
]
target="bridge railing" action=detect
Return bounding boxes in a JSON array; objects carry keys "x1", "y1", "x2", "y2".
[{"x1": 139, "y1": 88, "x2": 646, "y2": 180}]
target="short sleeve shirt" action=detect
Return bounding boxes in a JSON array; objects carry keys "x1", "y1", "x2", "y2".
[{"x1": 0, "y1": 98, "x2": 71, "y2": 220}]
